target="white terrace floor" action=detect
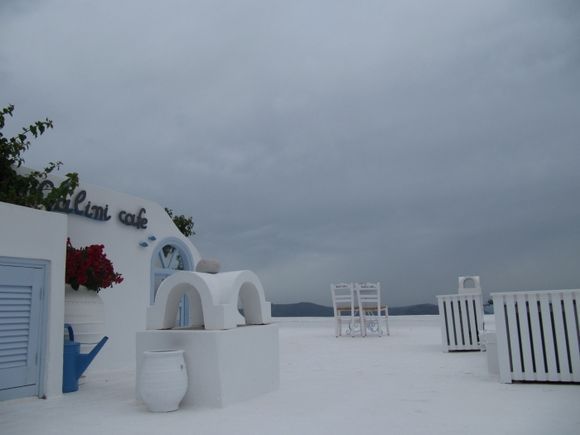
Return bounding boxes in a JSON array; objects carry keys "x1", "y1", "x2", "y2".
[{"x1": 1, "y1": 316, "x2": 579, "y2": 435}]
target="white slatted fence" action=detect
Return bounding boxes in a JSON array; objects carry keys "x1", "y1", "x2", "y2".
[
  {"x1": 437, "y1": 293, "x2": 483, "y2": 351},
  {"x1": 492, "y1": 289, "x2": 580, "y2": 383}
]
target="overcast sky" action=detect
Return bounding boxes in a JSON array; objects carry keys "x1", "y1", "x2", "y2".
[{"x1": 1, "y1": 0, "x2": 579, "y2": 306}]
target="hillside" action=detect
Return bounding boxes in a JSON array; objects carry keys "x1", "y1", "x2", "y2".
[{"x1": 271, "y1": 302, "x2": 439, "y2": 317}]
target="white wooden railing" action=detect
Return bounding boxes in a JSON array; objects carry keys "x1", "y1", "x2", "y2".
[
  {"x1": 492, "y1": 289, "x2": 580, "y2": 383},
  {"x1": 437, "y1": 293, "x2": 484, "y2": 352}
]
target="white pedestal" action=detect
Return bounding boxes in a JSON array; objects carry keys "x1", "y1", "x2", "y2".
[{"x1": 136, "y1": 324, "x2": 279, "y2": 408}]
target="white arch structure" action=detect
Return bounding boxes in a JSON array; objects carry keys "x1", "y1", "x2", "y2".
[{"x1": 146, "y1": 270, "x2": 272, "y2": 330}]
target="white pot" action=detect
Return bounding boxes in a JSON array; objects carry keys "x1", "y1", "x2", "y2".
[
  {"x1": 64, "y1": 285, "x2": 105, "y2": 353},
  {"x1": 139, "y1": 350, "x2": 188, "y2": 412}
]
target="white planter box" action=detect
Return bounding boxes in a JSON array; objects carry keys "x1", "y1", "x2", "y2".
[
  {"x1": 492, "y1": 289, "x2": 580, "y2": 383},
  {"x1": 437, "y1": 293, "x2": 484, "y2": 352}
]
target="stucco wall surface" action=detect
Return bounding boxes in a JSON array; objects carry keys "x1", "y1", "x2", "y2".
[{"x1": 0, "y1": 201, "x2": 68, "y2": 398}]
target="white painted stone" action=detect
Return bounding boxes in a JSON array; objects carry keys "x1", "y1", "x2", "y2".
[
  {"x1": 136, "y1": 324, "x2": 279, "y2": 408},
  {"x1": 195, "y1": 258, "x2": 220, "y2": 274},
  {"x1": 146, "y1": 270, "x2": 272, "y2": 331}
]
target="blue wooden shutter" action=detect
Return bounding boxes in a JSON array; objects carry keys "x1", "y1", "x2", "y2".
[{"x1": 0, "y1": 264, "x2": 43, "y2": 393}]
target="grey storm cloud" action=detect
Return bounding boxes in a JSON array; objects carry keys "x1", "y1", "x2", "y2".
[{"x1": 1, "y1": 0, "x2": 579, "y2": 306}]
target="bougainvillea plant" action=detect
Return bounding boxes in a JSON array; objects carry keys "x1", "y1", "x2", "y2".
[{"x1": 65, "y1": 238, "x2": 123, "y2": 292}]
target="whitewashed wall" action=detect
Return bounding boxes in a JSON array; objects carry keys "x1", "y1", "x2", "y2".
[
  {"x1": 62, "y1": 182, "x2": 201, "y2": 370},
  {"x1": 0, "y1": 201, "x2": 68, "y2": 398}
]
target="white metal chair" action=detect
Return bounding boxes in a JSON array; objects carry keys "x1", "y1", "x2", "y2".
[
  {"x1": 355, "y1": 282, "x2": 389, "y2": 337},
  {"x1": 331, "y1": 282, "x2": 360, "y2": 337}
]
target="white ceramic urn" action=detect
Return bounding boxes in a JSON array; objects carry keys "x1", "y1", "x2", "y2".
[
  {"x1": 64, "y1": 285, "x2": 105, "y2": 353},
  {"x1": 139, "y1": 350, "x2": 188, "y2": 412}
]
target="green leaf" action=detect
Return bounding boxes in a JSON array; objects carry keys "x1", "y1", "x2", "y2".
[{"x1": 1, "y1": 104, "x2": 77, "y2": 210}]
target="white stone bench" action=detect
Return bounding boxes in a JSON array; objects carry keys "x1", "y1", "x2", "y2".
[{"x1": 492, "y1": 289, "x2": 580, "y2": 383}]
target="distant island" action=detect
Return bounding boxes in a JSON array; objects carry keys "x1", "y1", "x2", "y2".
[{"x1": 271, "y1": 302, "x2": 439, "y2": 317}]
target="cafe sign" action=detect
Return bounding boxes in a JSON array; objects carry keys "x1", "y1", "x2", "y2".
[{"x1": 51, "y1": 189, "x2": 148, "y2": 230}]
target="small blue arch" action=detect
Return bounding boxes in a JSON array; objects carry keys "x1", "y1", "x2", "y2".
[{"x1": 150, "y1": 237, "x2": 195, "y2": 305}]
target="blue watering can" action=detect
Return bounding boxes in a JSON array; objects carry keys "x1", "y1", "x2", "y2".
[{"x1": 63, "y1": 323, "x2": 108, "y2": 393}]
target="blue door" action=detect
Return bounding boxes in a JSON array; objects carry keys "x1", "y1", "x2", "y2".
[{"x1": 0, "y1": 264, "x2": 43, "y2": 399}]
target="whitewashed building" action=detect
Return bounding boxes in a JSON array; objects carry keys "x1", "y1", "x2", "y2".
[{"x1": 0, "y1": 180, "x2": 202, "y2": 400}]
